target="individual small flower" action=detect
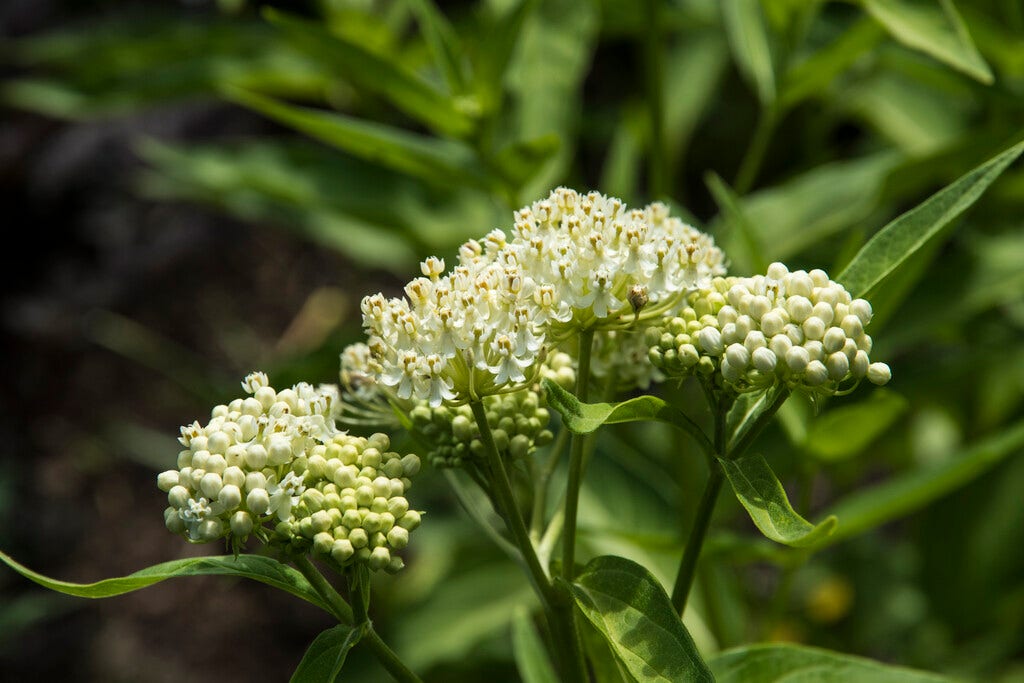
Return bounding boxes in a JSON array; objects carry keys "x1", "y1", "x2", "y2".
[{"x1": 646, "y1": 263, "x2": 891, "y2": 396}]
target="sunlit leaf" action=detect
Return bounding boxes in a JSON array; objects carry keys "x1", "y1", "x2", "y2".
[
  {"x1": 860, "y1": 0, "x2": 993, "y2": 84},
  {"x1": 290, "y1": 624, "x2": 365, "y2": 683},
  {"x1": 571, "y1": 555, "x2": 713, "y2": 683},
  {"x1": 720, "y1": 455, "x2": 837, "y2": 547},
  {"x1": 711, "y1": 643, "x2": 952, "y2": 681},
  {"x1": 837, "y1": 137, "x2": 1024, "y2": 298},
  {"x1": 0, "y1": 551, "x2": 333, "y2": 615},
  {"x1": 804, "y1": 390, "x2": 909, "y2": 462}
]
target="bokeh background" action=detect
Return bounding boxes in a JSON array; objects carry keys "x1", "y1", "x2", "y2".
[{"x1": 1, "y1": 0, "x2": 1023, "y2": 681}]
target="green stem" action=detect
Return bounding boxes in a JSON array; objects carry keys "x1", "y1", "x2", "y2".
[
  {"x1": 734, "y1": 107, "x2": 778, "y2": 195},
  {"x1": 292, "y1": 554, "x2": 354, "y2": 624},
  {"x1": 469, "y1": 400, "x2": 555, "y2": 599},
  {"x1": 531, "y1": 426, "x2": 569, "y2": 541},
  {"x1": 561, "y1": 328, "x2": 595, "y2": 581},
  {"x1": 362, "y1": 628, "x2": 424, "y2": 683}
]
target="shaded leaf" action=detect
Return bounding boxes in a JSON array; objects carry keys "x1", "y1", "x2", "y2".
[
  {"x1": 837, "y1": 137, "x2": 1024, "y2": 298},
  {"x1": 571, "y1": 555, "x2": 713, "y2": 683},
  {"x1": 263, "y1": 9, "x2": 475, "y2": 137},
  {"x1": 804, "y1": 390, "x2": 909, "y2": 461},
  {"x1": 224, "y1": 87, "x2": 499, "y2": 191},
  {"x1": 725, "y1": 384, "x2": 789, "y2": 454},
  {"x1": 721, "y1": 0, "x2": 776, "y2": 105},
  {"x1": 290, "y1": 624, "x2": 365, "y2": 683},
  {"x1": 711, "y1": 643, "x2": 952, "y2": 682},
  {"x1": 0, "y1": 551, "x2": 331, "y2": 614},
  {"x1": 512, "y1": 608, "x2": 559, "y2": 683},
  {"x1": 819, "y1": 420, "x2": 1024, "y2": 547},
  {"x1": 403, "y1": 0, "x2": 467, "y2": 92},
  {"x1": 706, "y1": 171, "x2": 767, "y2": 273},
  {"x1": 720, "y1": 455, "x2": 837, "y2": 547},
  {"x1": 860, "y1": 0, "x2": 993, "y2": 83}
]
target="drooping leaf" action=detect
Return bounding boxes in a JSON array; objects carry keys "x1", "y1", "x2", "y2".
[
  {"x1": 710, "y1": 643, "x2": 952, "y2": 682},
  {"x1": 837, "y1": 137, "x2": 1024, "y2": 298},
  {"x1": 570, "y1": 555, "x2": 713, "y2": 683},
  {"x1": 511, "y1": 608, "x2": 559, "y2": 683},
  {"x1": 721, "y1": 0, "x2": 776, "y2": 105},
  {"x1": 819, "y1": 420, "x2": 1024, "y2": 547},
  {"x1": 860, "y1": 0, "x2": 993, "y2": 84},
  {"x1": 224, "y1": 87, "x2": 499, "y2": 191},
  {"x1": 803, "y1": 390, "x2": 909, "y2": 461},
  {"x1": 290, "y1": 623, "x2": 365, "y2": 683},
  {"x1": 720, "y1": 455, "x2": 837, "y2": 547},
  {"x1": 263, "y1": 9, "x2": 475, "y2": 138},
  {"x1": 543, "y1": 380, "x2": 713, "y2": 455},
  {"x1": 0, "y1": 551, "x2": 332, "y2": 614}
]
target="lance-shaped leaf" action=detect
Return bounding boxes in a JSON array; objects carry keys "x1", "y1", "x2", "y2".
[
  {"x1": 837, "y1": 137, "x2": 1024, "y2": 298},
  {"x1": 290, "y1": 623, "x2": 365, "y2": 683},
  {"x1": 543, "y1": 380, "x2": 713, "y2": 456},
  {"x1": 511, "y1": 608, "x2": 559, "y2": 683},
  {"x1": 263, "y1": 9, "x2": 475, "y2": 138},
  {"x1": 0, "y1": 550, "x2": 333, "y2": 615},
  {"x1": 711, "y1": 643, "x2": 952, "y2": 682},
  {"x1": 570, "y1": 556, "x2": 713, "y2": 683},
  {"x1": 224, "y1": 87, "x2": 499, "y2": 192},
  {"x1": 720, "y1": 455, "x2": 837, "y2": 547}
]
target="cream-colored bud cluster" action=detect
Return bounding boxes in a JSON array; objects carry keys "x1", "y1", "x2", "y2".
[
  {"x1": 409, "y1": 387, "x2": 554, "y2": 468},
  {"x1": 160, "y1": 373, "x2": 422, "y2": 571},
  {"x1": 646, "y1": 263, "x2": 891, "y2": 395},
  {"x1": 272, "y1": 432, "x2": 421, "y2": 574},
  {"x1": 360, "y1": 188, "x2": 725, "y2": 406},
  {"x1": 592, "y1": 330, "x2": 665, "y2": 391},
  {"x1": 159, "y1": 372, "x2": 341, "y2": 544}
]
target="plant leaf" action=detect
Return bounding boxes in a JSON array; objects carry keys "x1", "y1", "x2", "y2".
[
  {"x1": 0, "y1": 550, "x2": 331, "y2": 614},
  {"x1": 512, "y1": 607, "x2": 559, "y2": 683},
  {"x1": 570, "y1": 555, "x2": 713, "y2": 683},
  {"x1": 706, "y1": 171, "x2": 767, "y2": 273},
  {"x1": 803, "y1": 390, "x2": 909, "y2": 462},
  {"x1": 543, "y1": 380, "x2": 713, "y2": 455},
  {"x1": 837, "y1": 137, "x2": 1024, "y2": 298},
  {"x1": 290, "y1": 623, "x2": 365, "y2": 683},
  {"x1": 720, "y1": 455, "x2": 837, "y2": 547},
  {"x1": 721, "y1": 0, "x2": 776, "y2": 105},
  {"x1": 403, "y1": 0, "x2": 467, "y2": 93},
  {"x1": 263, "y1": 9, "x2": 475, "y2": 138},
  {"x1": 725, "y1": 384, "x2": 789, "y2": 453},
  {"x1": 710, "y1": 642, "x2": 952, "y2": 682},
  {"x1": 818, "y1": 419, "x2": 1024, "y2": 547},
  {"x1": 224, "y1": 87, "x2": 498, "y2": 191},
  {"x1": 860, "y1": 0, "x2": 993, "y2": 84}
]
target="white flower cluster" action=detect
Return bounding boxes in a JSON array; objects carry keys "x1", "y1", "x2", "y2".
[
  {"x1": 159, "y1": 372, "x2": 341, "y2": 543},
  {"x1": 361, "y1": 188, "x2": 725, "y2": 407},
  {"x1": 647, "y1": 263, "x2": 891, "y2": 394},
  {"x1": 159, "y1": 373, "x2": 422, "y2": 571},
  {"x1": 275, "y1": 432, "x2": 421, "y2": 574}
]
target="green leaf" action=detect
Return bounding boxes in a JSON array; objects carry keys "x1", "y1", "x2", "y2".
[
  {"x1": 710, "y1": 643, "x2": 952, "y2": 682},
  {"x1": 725, "y1": 384, "x2": 789, "y2": 453},
  {"x1": 837, "y1": 137, "x2": 1024, "y2": 298},
  {"x1": 403, "y1": 0, "x2": 467, "y2": 92},
  {"x1": 819, "y1": 419, "x2": 1024, "y2": 547},
  {"x1": 803, "y1": 390, "x2": 909, "y2": 462},
  {"x1": 290, "y1": 623, "x2": 365, "y2": 683},
  {"x1": 706, "y1": 171, "x2": 767, "y2": 273},
  {"x1": 511, "y1": 608, "x2": 559, "y2": 683},
  {"x1": 860, "y1": 0, "x2": 993, "y2": 84},
  {"x1": 720, "y1": 455, "x2": 837, "y2": 547},
  {"x1": 474, "y1": 0, "x2": 540, "y2": 110},
  {"x1": 0, "y1": 550, "x2": 331, "y2": 613},
  {"x1": 543, "y1": 380, "x2": 713, "y2": 455},
  {"x1": 721, "y1": 0, "x2": 776, "y2": 105},
  {"x1": 224, "y1": 87, "x2": 498, "y2": 191},
  {"x1": 664, "y1": 33, "x2": 728, "y2": 161},
  {"x1": 570, "y1": 555, "x2": 713, "y2": 683},
  {"x1": 262, "y1": 9, "x2": 475, "y2": 138}
]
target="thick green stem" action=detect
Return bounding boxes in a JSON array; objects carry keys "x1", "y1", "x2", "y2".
[
  {"x1": 293, "y1": 555, "x2": 422, "y2": 683},
  {"x1": 470, "y1": 399, "x2": 586, "y2": 683},
  {"x1": 561, "y1": 328, "x2": 595, "y2": 581}
]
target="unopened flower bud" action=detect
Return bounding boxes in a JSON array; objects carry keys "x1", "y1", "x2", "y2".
[{"x1": 867, "y1": 362, "x2": 891, "y2": 385}]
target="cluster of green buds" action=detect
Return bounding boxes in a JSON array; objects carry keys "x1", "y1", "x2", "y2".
[
  {"x1": 159, "y1": 373, "x2": 421, "y2": 572},
  {"x1": 592, "y1": 329, "x2": 665, "y2": 391},
  {"x1": 409, "y1": 386, "x2": 554, "y2": 468},
  {"x1": 272, "y1": 432, "x2": 421, "y2": 574},
  {"x1": 647, "y1": 263, "x2": 891, "y2": 395}
]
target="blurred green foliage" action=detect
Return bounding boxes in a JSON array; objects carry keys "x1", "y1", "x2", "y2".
[{"x1": 4, "y1": 0, "x2": 1024, "y2": 680}]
